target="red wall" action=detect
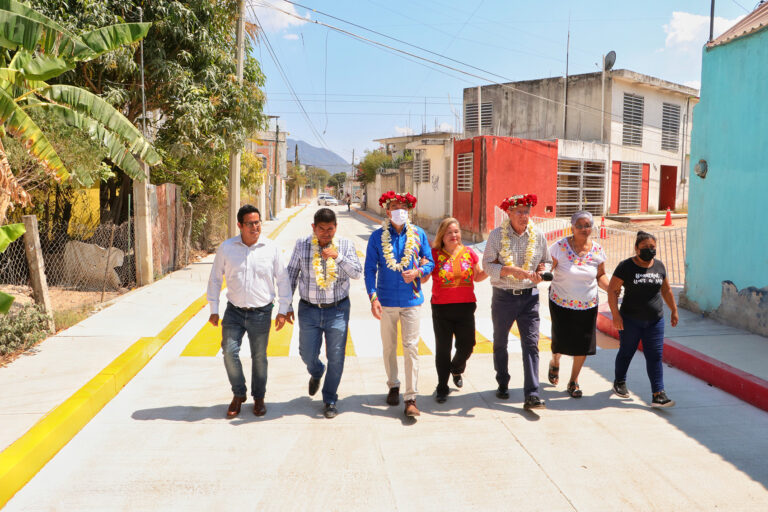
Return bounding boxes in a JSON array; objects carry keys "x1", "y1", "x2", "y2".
[
  {"x1": 610, "y1": 161, "x2": 621, "y2": 214},
  {"x1": 641, "y1": 163, "x2": 650, "y2": 212},
  {"x1": 453, "y1": 136, "x2": 557, "y2": 236}
]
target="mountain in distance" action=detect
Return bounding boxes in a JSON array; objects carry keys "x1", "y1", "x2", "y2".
[{"x1": 287, "y1": 138, "x2": 354, "y2": 175}]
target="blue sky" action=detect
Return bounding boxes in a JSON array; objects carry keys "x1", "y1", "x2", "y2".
[{"x1": 247, "y1": 0, "x2": 749, "y2": 168}]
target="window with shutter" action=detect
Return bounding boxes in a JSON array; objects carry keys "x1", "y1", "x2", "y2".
[
  {"x1": 661, "y1": 103, "x2": 681, "y2": 152},
  {"x1": 456, "y1": 153, "x2": 473, "y2": 192},
  {"x1": 622, "y1": 94, "x2": 644, "y2": 147}
]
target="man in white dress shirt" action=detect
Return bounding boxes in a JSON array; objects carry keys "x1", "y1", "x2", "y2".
[{"x1": 207, "y1": 204, "x2": 292, "y2": 418}]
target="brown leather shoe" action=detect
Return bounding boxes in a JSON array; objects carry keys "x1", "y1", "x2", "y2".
[
  {"x1": 253, "y1": 398, "x2": 266, "y2": 416},
  {"x1": 386, "y1": 387, "x2": 400, "y2": 406},
  {"x1": 226, "y1": 395, "x2": 246, "y2": 418},
  {"x1": 404, "y1": 399, "x2": 420, "y2": 417}
]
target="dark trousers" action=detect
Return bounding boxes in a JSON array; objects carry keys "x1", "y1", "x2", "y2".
[
  {"x1": 491, "y1": 288, "x2": 541, "y2": 397},
  {"x1": 615, "y1": 315, "x2": 665, "y2": 393},
  {"x1": 431, "y1": 302, "x2": 477, "y2": 394}
]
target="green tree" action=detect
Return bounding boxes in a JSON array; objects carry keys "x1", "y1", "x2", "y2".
[
  {"x1": 29, "y1": 0, "x2": 268, "y2": 228},
  {"x1": 357, "y1": 149, "x2": 392, "y2": 185},
  {"x1": 0, "y1": 0, "x2": 159, "y2": 224},
  {"x1": 306, "y1": 166, "x2": 330, "y2": 190},
  {"x1": 327, "y1": 172, "x2": 346, "y2": 192}
]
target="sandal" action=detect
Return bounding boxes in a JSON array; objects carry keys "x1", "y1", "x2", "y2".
[
  {"x1": 567, "y1": 381, "x2": 583, "y2": 398},
  {"x1": 548, "y1": 362, "x2": 559, "y2": 386}
]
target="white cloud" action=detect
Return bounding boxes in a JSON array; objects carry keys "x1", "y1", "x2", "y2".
[
  {"x1": 438, "y1": 122, "x2": 454, "y2": 132},
  {"x1": 283, "y1": 33, "x2": 299, "y2": 40},
  {"x1": 248, "y1": 1, "x2": 309, "y2": 33},
  {"x1": 664, "y1": 11, "x2": 744, "y2": 51},
  {"x1": 394, "y1": 126, "x2": 415, "y2": 136}
]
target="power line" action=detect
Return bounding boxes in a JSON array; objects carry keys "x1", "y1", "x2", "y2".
[
  {"x1": 251, "y1": 0, "x2": 697, "y2": 136},
  {"x1": 248, "y1": 4, "x2": 331, "y2": 150}
]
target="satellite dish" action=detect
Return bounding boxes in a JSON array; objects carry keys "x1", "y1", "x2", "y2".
[{"x1": 604, "y1": 51, "x2": 616, "y2": 71}]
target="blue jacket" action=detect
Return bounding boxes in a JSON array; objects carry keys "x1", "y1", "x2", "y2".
[{"x1": 364, "y1": 223, "x2": 435, "y2": 307}]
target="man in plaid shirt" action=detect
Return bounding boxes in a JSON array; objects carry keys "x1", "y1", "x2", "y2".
[
  {"x1": 286, "y1": 208, "x2": 362, "y2": 418},
  {"x1": 482, "y1": 194, "x2": 551, "y2": 410}
]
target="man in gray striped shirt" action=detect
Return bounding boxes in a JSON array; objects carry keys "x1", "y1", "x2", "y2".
[
  {"x1": 482, "y1": 194, "x2": 551, "y2": 410},
  {"x1": 286, "y1": 208, "x2": 362, "y2": 418}
]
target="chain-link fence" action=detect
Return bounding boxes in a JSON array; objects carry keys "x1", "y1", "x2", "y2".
[
  {"x1": 532, "y1": 216, "x2": 687, "y2": 286},
  {"x1": 0, "y1": 218, "x2": 135, "y2": 326}
]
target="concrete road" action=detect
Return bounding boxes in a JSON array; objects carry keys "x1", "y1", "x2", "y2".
[{"x1": 6, "y1": 204, "x2": 768, "y2": 511}]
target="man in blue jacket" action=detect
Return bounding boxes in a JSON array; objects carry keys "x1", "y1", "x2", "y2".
[{"x1": 365, "y1": 191, "x2": 434, "y2": 417}]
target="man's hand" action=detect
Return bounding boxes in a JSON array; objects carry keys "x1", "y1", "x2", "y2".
[
  {"x1": 371, "y1": 299, "x2": 382, "y2": 320},
  {"x1": 275, "y1": 313, "x2": 288, "y2": 331},
  {"x1": 529, "y1": 271, "x2": 543, "y2": 284},
  {"x1": 536, "y1": 262, "x2": 546, "y2": 272},
  {"x1": 208, "y1": 314, "x2": 219, "y2": 327},
  {"x1": 321, "y1": 247, "x2": 338, "y2": 260},
  {"x1": 402, "y1": 269, "x2": 419, "y2": 284},
  {"x1": 285, "y1": 311, "x2": 295, "y2": 324},
  {"x1": 501, "y1": 266, "x2": 530, "y2": 280}
]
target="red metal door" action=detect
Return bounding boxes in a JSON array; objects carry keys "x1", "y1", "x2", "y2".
[{"x1": 658, "y1": 165, "x2": 677, "y2": 211}]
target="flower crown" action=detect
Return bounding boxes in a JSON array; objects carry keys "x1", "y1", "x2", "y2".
[
  {"x1": 379, "y1": 190, "x2": 417, "y2": 209},
  {"x1": 500, "y1": 194, "x2": 537, "y2": 210}
]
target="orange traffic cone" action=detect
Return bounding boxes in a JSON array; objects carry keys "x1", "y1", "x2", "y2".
[
  {"x1": 662, "y1": 208, "x2": 672, "y2": 226},
  {"x1": 599, "y1": 216, "x2": 608, "y2": 239}
]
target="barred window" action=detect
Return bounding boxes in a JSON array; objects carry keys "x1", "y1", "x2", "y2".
[
  {"x1": 464, "y1": 102, "x2": 492, "y2": 131},
  {"x1": 622, "y1": 93, "x2": 644, "y2": 147},
  {"x1": 456, "y1": 153, "x2": 473, "y2": 192},
  {"x1": 556, "y1": 159, "x2": 606, "y2": 217},
  {"x1": 413, "y1": 153, "x2": 431, "y2": 184},
  {"x1": 661, "y1": 103, "x2": 681, "y2": 152},
  {"x1": 619, "y1": 162, "x2": 643, "y2": 213}
]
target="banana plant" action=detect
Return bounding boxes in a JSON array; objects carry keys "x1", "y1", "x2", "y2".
[
  {"x1": 0, "y1": 0, "x2": 161, "y2": 223},
  {"x1": 0, "y1": 222, "x2": 24, "y2": 313}
]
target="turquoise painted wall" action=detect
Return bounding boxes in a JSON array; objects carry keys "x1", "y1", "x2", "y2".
[{"x1": 686, "y1": 29, "x2": 768, "y2": 311}]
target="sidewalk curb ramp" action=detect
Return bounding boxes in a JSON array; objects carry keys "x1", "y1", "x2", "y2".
[
  {"x1": 596, "y1": 304, "x2": 768, "y2": 413},
  {"x1": 0, "y1": 205, "x2": 306, "y2": 507}
]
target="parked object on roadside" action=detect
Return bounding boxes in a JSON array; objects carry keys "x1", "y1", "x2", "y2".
[
  {"x1": 206, "y1": 204, "x2": 292, "y2": 418},
  {"x1": 364, "y1": 191, "x2": 434, "y2": 418},
  {"x1": 547, "y1": 211, "x2": 610, "y2": 399},
  {"x1": 317, "y1": 194, "x2": 338, "y2": 206},
  {"x1": 285, "y1": 208, "x2": 362, "y2": 418},
  {"x1": 421, "y1": 217, "x2": 487, "y2": 403},
  {"x1": 608, "y1": 231, "x2": 679, "y2": 408}
]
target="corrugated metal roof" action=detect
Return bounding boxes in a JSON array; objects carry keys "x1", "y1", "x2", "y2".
[{"x1": 708, "y1": 1, "x2": 768, "y2": 47}]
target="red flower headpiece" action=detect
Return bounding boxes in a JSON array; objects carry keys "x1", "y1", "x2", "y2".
[
  {"x1": 500, "y1": 194, "x2": 537, "y2": 211},
  {"x1": 378, "y1": 190, "x2": 417, "y2": 209}
]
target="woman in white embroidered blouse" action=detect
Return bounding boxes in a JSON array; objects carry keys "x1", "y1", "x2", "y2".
[{"x1": 547, "y1": 211, "x2": 610, "y2": 398}]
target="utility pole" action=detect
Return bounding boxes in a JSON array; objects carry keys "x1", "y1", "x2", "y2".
[
  {"x1": 228, "y1": 0, "x2": 246, "y2": 237},
  {"x1": 709, "y1": 0, "x2": 716, "y2": 42},
  {"x1": 133, "y1": 6, "x2": 153, "y2": 285},
  {"x1": 563, "y1": 21, "x2": 570, "y2": 140},
  {"x1": 271, "y1": 121, "x2": 279, "y2": 218}
]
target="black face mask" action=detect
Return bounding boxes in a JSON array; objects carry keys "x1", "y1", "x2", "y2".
[{"x1": 638, "y1": 248, "x2": 656, "y2": 262}]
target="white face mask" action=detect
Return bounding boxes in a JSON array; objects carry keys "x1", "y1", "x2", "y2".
[{"x1": 390, "y1": 208, "x2": 409, "y2": 226}]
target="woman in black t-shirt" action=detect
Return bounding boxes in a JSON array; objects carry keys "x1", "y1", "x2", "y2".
[{"x1": 607, "y1": 231, "x2": 679, "y2": 407}]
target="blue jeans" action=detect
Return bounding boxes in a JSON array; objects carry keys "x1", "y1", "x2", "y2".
[
  {"x1": 491, "y1": 288, "x2": 541, "y2": 397},
  {"x1": 298, "y1": 298, "x2": 351, "y2": 405},
  {"x1": 221, "y1": 303, "x2": 272, "y2": 399},
  {"x1": 614, "y1": 315, "x2": 665, "y2": 393}
]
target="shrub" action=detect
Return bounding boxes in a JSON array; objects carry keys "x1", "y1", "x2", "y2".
[{"x1": 0, "y1": 304, "x2": 50, "y2": 356}]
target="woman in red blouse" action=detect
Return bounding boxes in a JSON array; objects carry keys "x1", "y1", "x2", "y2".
[{"x1": 421, "y1": 218, "x2": 488, "y2": 403}]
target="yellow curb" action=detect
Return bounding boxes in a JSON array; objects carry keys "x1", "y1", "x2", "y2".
[
  {"x1": 353, "y1": 207, "x2": 384, "y2": 225},
  {"x1": 0, "y1": 204, "x2": 306, "y2": 507}
]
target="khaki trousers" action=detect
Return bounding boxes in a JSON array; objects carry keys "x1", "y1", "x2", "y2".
[{"x1": 380, "y1": 305, "x2": 421, "y2": 401}]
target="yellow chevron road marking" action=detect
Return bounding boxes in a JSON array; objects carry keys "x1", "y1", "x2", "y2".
[
  {"x1": 345, "y1": 328, "x2": 356, "y2": 356},
  {"x1": 395, "y1": 320, "x2": 432, "y2": 356},
  {"x1": 180, "y1": 322, "x2": 221, "y2": 357}
]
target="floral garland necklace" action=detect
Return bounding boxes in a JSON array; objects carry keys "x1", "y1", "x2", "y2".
[
  {"x1": 311, "y1": 236, "x2": 338, "y2": 290},
  {"x1": 499, "y1": 219, "x2": 537, "y2": 281},
  {"x1": 381, "y1": 220, "x2": 419, "y2": 271}
]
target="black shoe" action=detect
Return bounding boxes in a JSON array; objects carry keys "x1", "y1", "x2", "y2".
[
  {"x1": 651, "y1": 390, "x2": 675, "y2": 408},
  {"x1": 435, "y1": 388, "x2": 448, "y2": 403},
  {"x1": 452, "y1": 373, "x2": 464, "y2": 388},
  {"x1": 495, "y1": 387, "x2": 510, "y2": 400},
  {"x1": 324, "y1": 403, "x2": 338, "y2": 418},
  {"x1": 523, "y1": 395, "x2": 546, "y2": 410},
  {"x1": 386, "y1": 387, "x2": 400, "y2": 406},
  {"x1": 613, "y1": 380, "x2": 630, "y2": 398},
  {"x1": 308, "y1": 377, "x2": 321, "y2": 396}
]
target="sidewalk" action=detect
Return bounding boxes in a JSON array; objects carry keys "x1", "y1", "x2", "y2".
[
  {"x1": 355, "y1": 206, "x2": 768, "y2": 413},
  {"x1": 0, "y1": 204, "x2": 307, "y2": 505}
]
